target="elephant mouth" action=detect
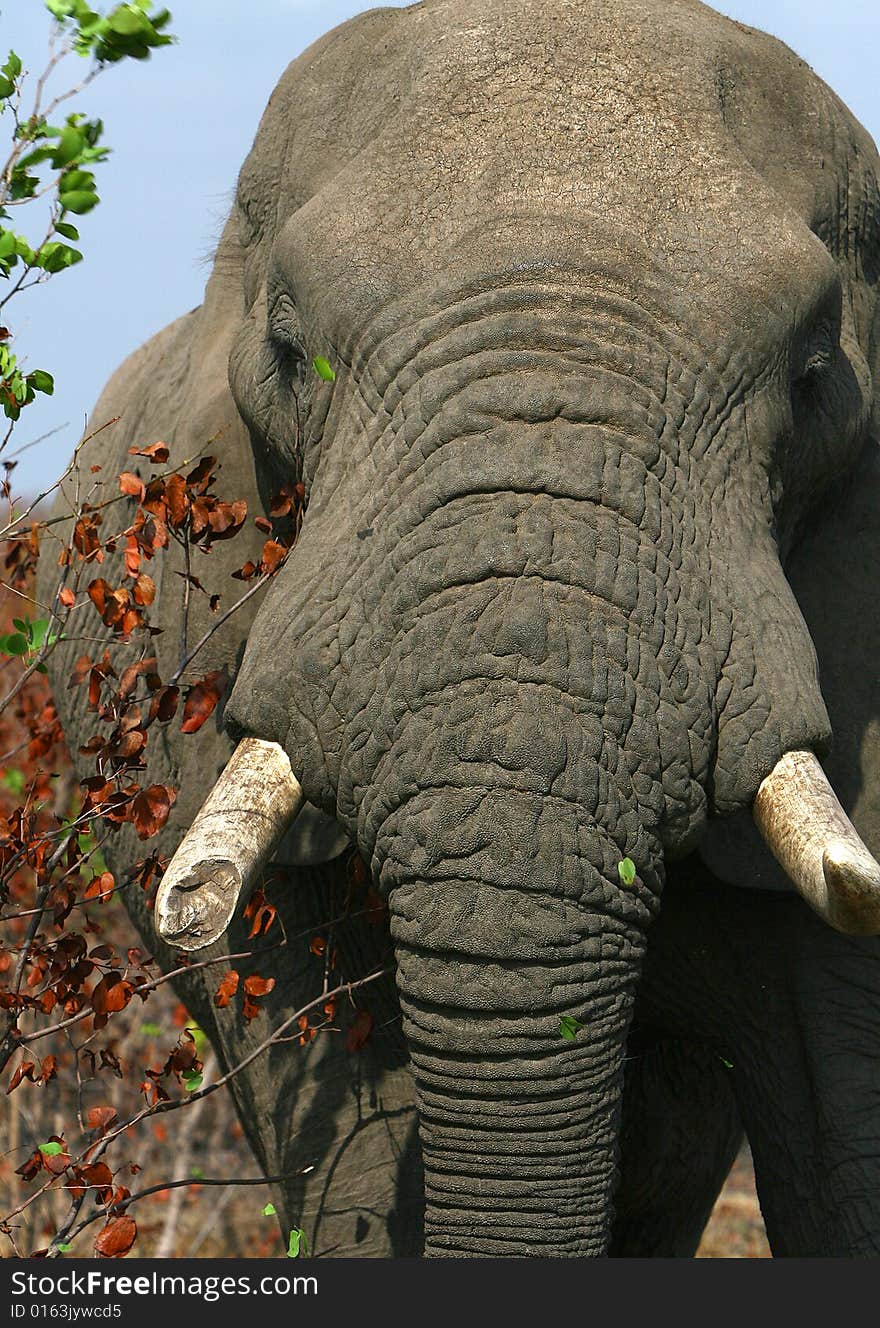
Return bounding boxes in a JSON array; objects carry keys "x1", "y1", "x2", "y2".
[{"x1": 154, "y1": 736, "x2": 880, "y2": 952}]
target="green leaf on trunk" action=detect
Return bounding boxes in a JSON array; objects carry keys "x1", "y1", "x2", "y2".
[
  {"x1": 312, "y1": 356, "x2": 336, "y2": 382},
  {"x1": 559, "y1": 1015, "x2": 584, "y2": 1041},
  {"x1": 617, "y1": 857, "x2": 636, "y2": 887},
  {"x1": 287, "y1": 1227, "x2": 308, "y2": 1258},
  {"x1": 262, "y1": 1203, "x2": 276, "y2": 1216},
  {"x1": 719, "y1": 1056, "x2": 734, "y2": 1070}
]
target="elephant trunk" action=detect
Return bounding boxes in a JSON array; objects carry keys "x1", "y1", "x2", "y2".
[{"x1": 375, "y1": 781, "x2": 661, "y2": 1256}]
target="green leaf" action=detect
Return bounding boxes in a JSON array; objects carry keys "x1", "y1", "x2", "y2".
[
  {"x1": 0, "y1": 230, "x2": 17, "y2": 259},
  {"x1": 2, "y1": 52, "x2": 22, "y2": 81},
  {"x1": 312, "y1": 356, "x2": 336, "y2": 383},
  {"x1": 59, "y1": 169, "x2": 94, "y2": 191},
  {"x1": 36, "y1": 241, "x2": 83, "y2": 273},
  {"x1": 182, "y1": 1073, "x2": 202, "y2": 1093},
  {"x1": 2, "y1": 769, "x2": 26, "y2": 795},
  {"x1": 0, "y1": 76, "x2": 14, "y2": 100},
  {"x1": 38, "y1": 1141, "x2": 64, "y2": 1157},
  {"x1": 13, "y1": 235, "x2": 36, "y2": 265},
  {"x1": 28, "y1": 370, "x2": 55, "y2": 396},
  {"x1": 287, "y1": 1228, "x2": 308, "y2": 1258},
  {"x1": 559, "y1": 1014, "x2": 584, "y2": 1041},
  {"x1": 186, "y1": 1024, "x2": 208, "y2": 1055},
  {"x1": 55, "y1": 221, "x2": 80, "y2": 241},
  {"x1": 140, "y1": 1022, "x2": 162, "y2": 1037},
  {"x1": 57, "y1": 190, "x2": 98, "y2": 215},
  {"x1": 262, "y1": 1203, "x2": 276, "y2": 1217},
  {"x1": 617, "y1": 857, "x2": 637, "y2": 887},
  {"x1": 26, "y1": 619, "x2": 51, "y2": 650},
  {"x1": 55, "y1": 1243, "x2": 72, "y2": 1253},
  {"x1": 45, "y1": 1, "x2": 80, "y2": 19},
  {"x1": 0, "y1": 633, "x2": 29, "y2": 657},
  {"x1": 719, "y1": 1056, "x2": 734, "y2": 1070},
  {"x1": 51, "y1": 126, "x2": 85, "y2": 168},
  {"x1": 108, "y1": 6, "x2": 150, "y2": 36}
]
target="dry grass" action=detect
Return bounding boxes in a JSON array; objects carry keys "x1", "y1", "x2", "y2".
[{"x1": 697, "y1": 1146, "x2": 771, "y2": 1258}]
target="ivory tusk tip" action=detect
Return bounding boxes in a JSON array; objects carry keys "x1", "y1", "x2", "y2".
[
  {"x1": 155, "y1": 858, "x2": 242, "y2": 952},
  {"x1": 822, "y1": 842, "x2": 880, "y2": 936}
]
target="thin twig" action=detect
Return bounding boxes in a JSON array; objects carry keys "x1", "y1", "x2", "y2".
[
  {"x1": 55, "y1": 1168, "x2": 313, "y2": 1255},
  {"x1": 168, "y1": 568, "x2": 284, "y2": 686}
]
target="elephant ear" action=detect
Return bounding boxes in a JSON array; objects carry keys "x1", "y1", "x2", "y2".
[
  {"x1": 40, "y1": 211, "x2": 349, "y2": 909},
  {"x1": 700, "y1": 438, "x2": 880, "y2": 891}
]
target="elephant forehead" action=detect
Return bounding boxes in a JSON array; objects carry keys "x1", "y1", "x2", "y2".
[{"x1": 248, "y1": 0, "x2": 849, "y2": 345}]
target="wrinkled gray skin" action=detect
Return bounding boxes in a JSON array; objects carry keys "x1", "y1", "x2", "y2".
[{"x1": 43, "y1": 0, "x2": 880, "y2": 1256}]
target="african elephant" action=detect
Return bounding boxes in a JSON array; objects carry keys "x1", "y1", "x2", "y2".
[{"x1": 42, "y1": 0, "x2": 880, "y2": 1257}]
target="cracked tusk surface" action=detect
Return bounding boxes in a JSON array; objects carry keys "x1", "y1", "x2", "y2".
[
  {"x1": 753, "y1": 749, "x2": 880, "y2": 936},
  {"x1": 154, "y1": 738, "x2": 303, "y2": 952}
]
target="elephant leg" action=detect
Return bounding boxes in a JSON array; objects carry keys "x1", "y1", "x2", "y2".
[
  {"x1": 609, "y1": 1034, "x2": 742, "y2": 1257},
  {"x1": 274, "y1": 1030, "x2": 422, "y2": 1258},
  {"x1": 639, "y1": 865, "x2": 880, "y2": 1257},
  {"x1": 262, "y1": 863, "x2": 423, "y2": 1259},
  {"x1": 178, "y1": 855, "x2": 424, "y2": 1258},
  {"x1": 724, "y1": 903, "x2": 880, "y2": 1256}
]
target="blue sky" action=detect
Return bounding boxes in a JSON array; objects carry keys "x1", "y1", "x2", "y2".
[{"x1": 4, "y1": 0, "x2": 879, "y2": 493}]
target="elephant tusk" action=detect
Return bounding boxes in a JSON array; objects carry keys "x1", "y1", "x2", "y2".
[
  {"x1": 753, "y1": 749, "x2": 880, "y2": 936},
  {"x1": 154, "y1": 738, "x2": 303, "y2": 952}
]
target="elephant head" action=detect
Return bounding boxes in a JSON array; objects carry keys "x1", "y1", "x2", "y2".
[{"x1": 49, "y1": 0, "x2": 880, "y2": 1257}]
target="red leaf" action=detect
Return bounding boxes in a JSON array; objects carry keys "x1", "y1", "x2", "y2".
[
  {"x1": 94, "y1": 1215, "x2": 137, "y2": 1259},
  {"x1": 232, "y1": 560, "x2": 258, "y2": 581},
  {"x1": 243, "y1": 975, "x2": 275, "y2": 997},
  {"x1": 261, "y1": 540, "x2": 288, "y2": 575},
  {"x1": 213, "y1": 970, "x2": 239, "y2": 1009},
  {"x1": 15, "y1": 1149, "x2": 43, "y2": 1181},
  {"x1": 7, "y1": 1061, "x2": 36, "y2": 1093},
  {"x1": 129, "y1": 441, "x2": 170, "y2": 463},
  {"x1": 147, "y1": 685, "x2": 179, "y2": 725},
  {"x1": 179, "y1": 670, "x2": 226, "y2": 734},
  {"x1": 269, "y1": 487, "x2": 293, "y2": 518},
  {"x1": 91, "y1": 973, "x2": 133, "y2": 1017},
  {"x1": 132, "y1": 574, "x2": 156, "y2": 606},
  {"x1": 118, "y1": 473, "x2": 145, "y2": 502},
  {"x1": 85, "y1": 871, "x2": 116, "y2": 903},
  {"x1": 44, "y1": 1144, "x2": 71, "y2": 1177},
  {"x1": 59, "y1": 587, "x2": 75, "y2": 608},
  {"x1": 243, "y1": 887, "x2": 276, "y2": 939},
  {"x1": 130, "y1": 784, "x2": 176, "y2": 839},
  {"x1": 118, "y1": 657, "x2": 156, "y2": 700},
  {"x1": 124, "y1": 537, "x2": 140, "y2": 577},
  {"x1": 345, "y1": 1009, "x2": 374, "y2": 1053},
  {"x1": 68, "y1": 653, "x2": 92, "y2": 687},
  {"x1": 186, "y1": 456, "x2": 216, "y2": 492},
  {"x1": 78, "y1": 1162, "x2": 113, "y2": 1202},
  {"x1": 86, "y1": 578, "x2": 112, "y2": 615},
  {"x1": 85, "y1": 1105, "x2": 118, "y2": 1133},
  {"x1": 164, "y1": 474, "x2": 189, "y2": 526}
]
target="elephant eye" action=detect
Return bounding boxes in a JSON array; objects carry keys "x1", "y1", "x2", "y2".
[
  {"x1": 267, "y1": 292, "x2": 306, "y2": 377},
  {"x1": 793, "y1": 322, "x2": 837, "y2": 385}
]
